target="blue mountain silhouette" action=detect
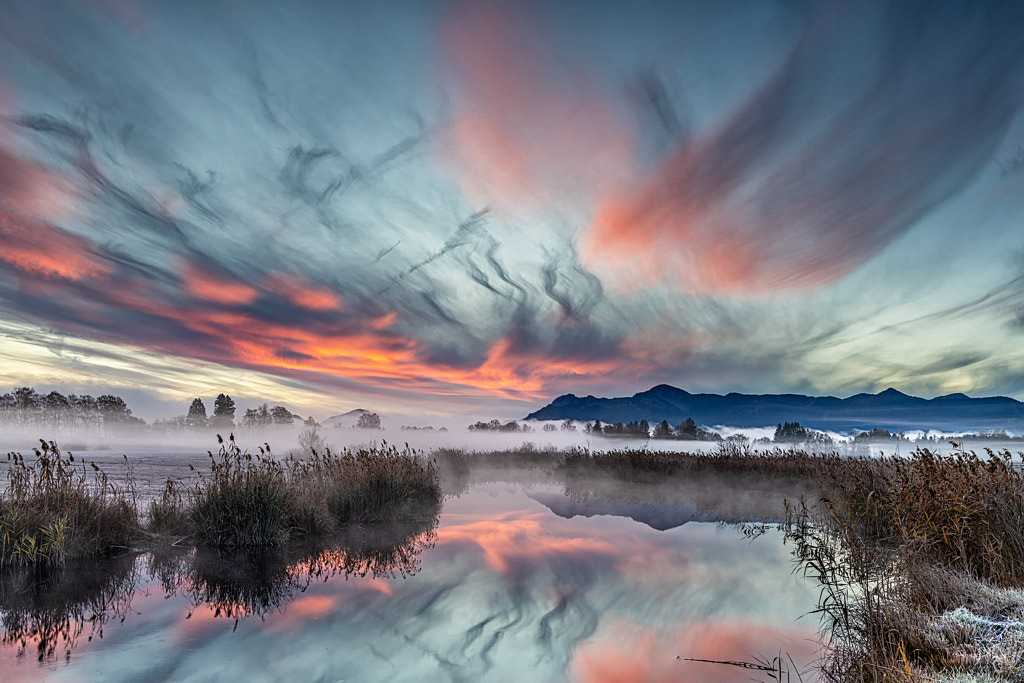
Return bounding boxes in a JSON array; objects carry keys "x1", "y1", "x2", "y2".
[{"x1": 525, "y1": 385, "x2": 1024, "y2": 433}]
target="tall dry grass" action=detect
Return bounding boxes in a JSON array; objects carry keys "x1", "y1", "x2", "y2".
[
  {"x1": 1, "y1": 440, "x2": 138, "y2": 567},
  {"x1": 149, "y1": 435, "x2": 442, "y2": 547},
  {"x1": 558, "y1": 442, "x2": 840, "y2": 478},
  {"x1": 785, "y1": 447, "x2": 1024, "y2": 682}
]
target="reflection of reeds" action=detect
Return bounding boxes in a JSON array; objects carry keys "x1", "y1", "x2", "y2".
[
  {"x1": 0, "y1": 554, "x2": 139, "y2": 662},
  {"x1": 156, "y1": 509, "x2": 439, "y2": 625},
  {"x1": 0, "y1": 509, "x2": 439, "y2": 661}
]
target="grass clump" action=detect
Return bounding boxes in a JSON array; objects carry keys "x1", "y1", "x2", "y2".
[
  {"x1": 151, "y1": 435, "x2": 442, "y2": 548},
  {"x1": 294, "y1": 442, "x2": 441, "y2": 524},
  {"x1": 186, "y1": 438, "x2": 293, "y2": 547},
  {"x1": 1, "y1": 440, "x2": 137, "y2": 567}
]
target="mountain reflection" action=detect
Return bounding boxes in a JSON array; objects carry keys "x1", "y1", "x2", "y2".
[{"x1": 0, "y1": 511, "x2": 439, "y2": 662}]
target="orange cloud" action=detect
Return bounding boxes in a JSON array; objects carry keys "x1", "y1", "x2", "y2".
[
  {"x1": 0, "y1": 145, "x2": 107, "y2": 281},
  {"x1": 440, "y1": 0, "x2": 633, "y2": 208},
  {"x1": 0, "y1": 212, "x2": 110, "y2": 281},
  {"x1": 585, "y1": 157, "x2": 845, "y2": 294},
  {"x1": 178, "y1": 259, "x2": 259, "y2": 306},
  {"x1": 264, "y1": 272, "x2": 344, "y2": 311}
]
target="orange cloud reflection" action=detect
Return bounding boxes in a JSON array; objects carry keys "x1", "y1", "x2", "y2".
[
  {"x1": 437, "y1": 513, "x2": 623, "y2": 573},
  {"x1": 572, "y1": 618, "x2": 819, "y2": 683}
]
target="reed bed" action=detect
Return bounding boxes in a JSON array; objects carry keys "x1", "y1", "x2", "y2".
[
  {"x1": 157, "y1": 436, "x2": 442, "y2": 547},
  {"x1": 2, "y1": 436, "x2": 441, "y2": 555},
  {"x1": 557, "y1": 441, "x2": 841, "y2": 478},
  {"x1": 1, "y1": 440, "x2": 138, "y2": 567},
  {"x1": 785, "y1": 447, "x2": 1024, "y2": 682}
]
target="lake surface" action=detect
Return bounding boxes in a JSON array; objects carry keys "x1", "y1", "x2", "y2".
[{"x1": 1, "y1": 474, "x2": 822, "y2": 682}]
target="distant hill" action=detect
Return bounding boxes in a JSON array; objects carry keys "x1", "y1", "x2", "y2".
[
  {"x1": 524, "y1": 384, "x2": 1024, "y2": 434},
  {"x1": 322, "y1": 409, "x2": 371, "y2": 428}
]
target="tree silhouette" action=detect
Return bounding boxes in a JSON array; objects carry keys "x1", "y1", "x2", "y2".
[
  {"x1": 356, "y1": 412, "x2": 382, "y2": 429},
  {"x1": 212, "y1": 393, "x2": 236, "y2": 429},
  {"x1": 270, "y1": 406, "x2": 293, "y2": 425},
  {"x1": 186, "y1": 398, "x2": 208, "y2": 429}
]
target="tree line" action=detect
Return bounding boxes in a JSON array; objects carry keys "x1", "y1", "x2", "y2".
[
  {"x1": 467, "y1": 417, "x2": 837, "y2": 444},
  {"x1": 152, "y1": 394, "x2": 301, "y2": 432},
  {"x1": 0, "y1": 386, "x2": 142, "y2": 435},
  {"x1": 582, "y1": 417, "x2": 723, "y2": 441},
  {"x1": 466, "y1": 417, "x2": 721, "y2": 440}
]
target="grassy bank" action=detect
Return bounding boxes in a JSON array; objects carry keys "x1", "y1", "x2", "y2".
[
  {"x1": 786, "y1": 447, "x2": 1024, "y2": 682},
  {"x1": 1, "y1": 440, "x2": 138, "y2": 566},
  {"x1": 1, "y1": 437, "x2": 441, "y2": 564}
]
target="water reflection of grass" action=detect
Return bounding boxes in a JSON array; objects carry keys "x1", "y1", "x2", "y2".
[
  {"x1": 0, "y1": 509, "x2": 439, "y2": 661},
  {"x1": 156, "y1": 510, "x2": 438, "y2": 626},
  {"x1": 0, "y1": 554, "x2": 140, "y2": 662}
]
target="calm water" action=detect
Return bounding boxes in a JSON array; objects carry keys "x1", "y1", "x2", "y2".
[{"x1": 1, "y1": 476, "x2": 821, "y2": 682}]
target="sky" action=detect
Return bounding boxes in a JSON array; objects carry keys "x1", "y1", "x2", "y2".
[{"x1": 1, "y1": 0, "x2": 1024, "y2": 422}]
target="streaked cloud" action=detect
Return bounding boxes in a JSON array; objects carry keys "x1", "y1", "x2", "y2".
[{"x1": 1, "y1": 0, "x2": 1023, "y2": 417}]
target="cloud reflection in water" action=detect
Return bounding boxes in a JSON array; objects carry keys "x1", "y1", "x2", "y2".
[{"x1": 0, "y1": 484, "x2": 819, "y2": 682}]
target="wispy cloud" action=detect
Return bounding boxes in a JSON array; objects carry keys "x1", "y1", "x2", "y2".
[{"x1": 1, "y1": 0, "x2": 1023, "y2": 413}]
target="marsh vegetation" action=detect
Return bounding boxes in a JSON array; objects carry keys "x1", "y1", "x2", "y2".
[
  {"x1": 2, "y1": 436, "x2": 441, "y2": 565},
  {"x1": 4, "y1": 435, "x2": 1022, "y2": 681}
]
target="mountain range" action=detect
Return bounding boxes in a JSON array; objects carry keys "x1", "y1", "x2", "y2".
[{"x1": 524, "y1": 384, "x2": 1024, "y2": 434}]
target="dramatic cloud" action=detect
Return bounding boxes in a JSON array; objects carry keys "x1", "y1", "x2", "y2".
[
  {"x1": 1, "y1": 0, "x2": 1023, "y2": 415},
  {"x1": 439, "y1": 0, "x2": 633, "y2": 209},
  {"x1": 588, "y1": 0, "x2": 1024, "y2": 292}
]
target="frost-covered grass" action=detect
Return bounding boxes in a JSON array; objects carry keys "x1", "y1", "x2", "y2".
[{"x1": 786, "y1": 447, "x2": 1024, "y2": 682}]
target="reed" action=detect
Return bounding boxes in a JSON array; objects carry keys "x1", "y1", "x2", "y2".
[
  {"x1": 2, "y1": 436, "x2": 441, "y2": 555},
  {"x1": 558, "y1": 442, "x2": 840, "y2": 479},
  {"x1": 175, "y1": 436, "x2": 441, "y2": 547},
  {"x1": 785, "y1": 447, "x2": 1024, "y2": 682},
  {"x1": 1, "y1": 440, "x2": 138, "y2": 567}
]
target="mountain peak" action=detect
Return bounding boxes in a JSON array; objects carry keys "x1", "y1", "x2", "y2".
[{"x1": 642, "y1": 384, "x2": 689, "y2": 397}]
